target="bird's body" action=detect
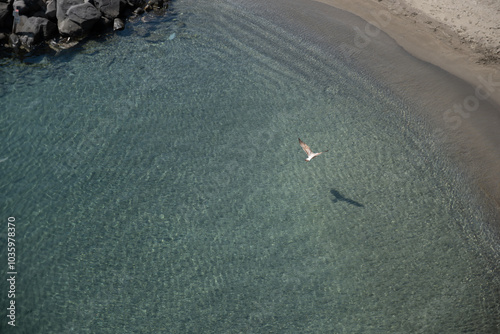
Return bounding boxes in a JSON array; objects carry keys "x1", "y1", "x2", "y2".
[{"x1": 299, "y1": 138, "x2": 328, "y2": 162}]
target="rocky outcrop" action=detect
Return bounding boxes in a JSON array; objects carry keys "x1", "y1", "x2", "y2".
[
  {"x1": 13, "y1": 0, "x2": 46, "y2": 17},
  {"x1": 14, "y1": 15, "x2": 56, "y2": 48},
  {"x1": 56, "y1": 0, "x2": 83, "y2": 25},
  {"x1": 0, "y1": 2, "x2": 13, "y2": 29},
  {"x1": 45, "y1": 0, "x2": 55, "y2": 20},
  {"x1": 59, "y1": 2, "x2": 101, "y2": 36},
  {"x1": 94, "y1": 0, "x2": 120, "y2": 19},
  {"x1": 0, "y1": 0, "x2": 169, "y2": 53}
]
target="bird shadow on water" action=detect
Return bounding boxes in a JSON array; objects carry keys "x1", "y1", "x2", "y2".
[{"x1": 330, "y1": 189, "x2": 364, "y2": 207}]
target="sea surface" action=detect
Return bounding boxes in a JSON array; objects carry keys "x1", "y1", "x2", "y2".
[{"x1": 1, "y1": 0, "x2": 500, "y2": 332}]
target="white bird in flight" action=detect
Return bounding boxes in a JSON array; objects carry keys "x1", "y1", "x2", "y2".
[{"x1": 299, "y1": 138, "x2": 328, "y2": 162}]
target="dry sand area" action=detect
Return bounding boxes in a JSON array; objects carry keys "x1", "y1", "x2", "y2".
[{"x1": 397, "y1": 0, "x2": 500, "y2": 62}]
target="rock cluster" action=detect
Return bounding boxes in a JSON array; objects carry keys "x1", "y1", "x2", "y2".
[{"x1": 0, "y1": 0, "x2": 167, "y2": 52}]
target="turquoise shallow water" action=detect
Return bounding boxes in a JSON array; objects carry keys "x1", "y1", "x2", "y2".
[{"x1": 1, "y1": 0, "x2": 500, "y2": 332}]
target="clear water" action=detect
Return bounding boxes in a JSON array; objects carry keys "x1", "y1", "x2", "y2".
[{"x1": 1, "y1": 0, "x2": 500, "y2": 332}]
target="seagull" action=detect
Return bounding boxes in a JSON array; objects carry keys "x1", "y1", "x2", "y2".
[{"x1": 299, "y1": 138, "x2": 328, "y2": 162}]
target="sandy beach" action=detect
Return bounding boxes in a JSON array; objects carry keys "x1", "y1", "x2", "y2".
[
  {"x1": 314, "y1": 0, "x2": 500, "y2": 100},
  {"x1": 307, "y1": 0, "x2": 500, "y2": 223}
]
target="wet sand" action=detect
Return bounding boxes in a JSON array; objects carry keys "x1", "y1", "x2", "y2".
[
  {"x1": 246, "y1": 0, "x2": 500, "y2": 226},
  {"x1": 314, "y1": 0, "x2": 500, "y2": 225},
  {"x1": 314, "y1": 0, "x2": 500, "y2": 102}
]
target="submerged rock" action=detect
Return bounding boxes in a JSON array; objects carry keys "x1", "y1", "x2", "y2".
[
  {"x1": 48, "y1": 36, "x2": 80, "y2": 51},
  {"x1": 143, "y1": 0, "x2": 164, "y2": 11},
  {"x1": 131, "y1": 6, "x2": 144, "y2": 18}
]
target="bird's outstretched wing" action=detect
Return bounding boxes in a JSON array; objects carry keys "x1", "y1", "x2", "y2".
[{"x1": 299, "y1": 138, "x2": 312, "y2": 156}]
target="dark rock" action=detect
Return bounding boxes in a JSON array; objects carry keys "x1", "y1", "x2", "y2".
[
  {"x1": 0, "y1": 1, "x2": 13, "y2": 29},
  {"x1": 94, "y1": 0, "x2": 119, "y2": 19},
  {"x1": 93, "y1": 15, "x2": 111, "y2": 31},
  {"x1": 13, "y1": 15, "x2": 56, "y2": 48},
  {"x1": 56, "y1": 0, "x2": 83, "y2": 25},
  {"x1": 58, "y1": 2, "x2": 100, "y2": 36},
  {"x1": 48, "y1": 36, "x2": 80, "y2": 51},
  {"x1": 0, "y1": 32, "x2": 7, "y2": 43},
  {"x1": 12, "y1": 0, "x2": 45, "y2": 16},
  {"x1": 144, "y1": 0, "x2": 163, "y2": 11},
  {"x1": 8, "y1": 33, "x2": 20, "y2": 49},
  {"x1": 45, "y1": 0, "x2": 56, "y2": 20},
  {"x1": 58, "y1": 17, "x2": 81, "y2": 35},
  {"x1": 118, "y1": 0, "x2": 127, "y2": 9},
  {"x1": 31, "y1": 9, "x2": 46, "y2": 17},
  {"x1": 126, "y1": 0, "x2": 144, "y2": 9},
  {"x1": 132, "y1": 6, "x2": 143, "y2": 15},
  {"x1": 65, "y1": 2, "x2": 100, "y2": 30},
  {"x1": 112, "y1": 17, "x2": 122, "y2": 30}
]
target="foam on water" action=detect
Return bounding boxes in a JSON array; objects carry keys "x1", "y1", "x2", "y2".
[{"x1": 1, "y1": 0, "x2": 500, "y2": 332}]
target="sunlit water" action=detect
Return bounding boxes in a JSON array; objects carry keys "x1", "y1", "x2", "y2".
[{"x1": 1, "y1": 0, "x2": 500, "y2": 332}]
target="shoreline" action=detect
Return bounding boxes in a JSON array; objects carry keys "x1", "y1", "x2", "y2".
[
  {"x1": 312, "y1": 0, "x2": 500, "y2": 224},
  {"x1": 313, "y1": 0, "x2": 500, "y2": 105}
]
